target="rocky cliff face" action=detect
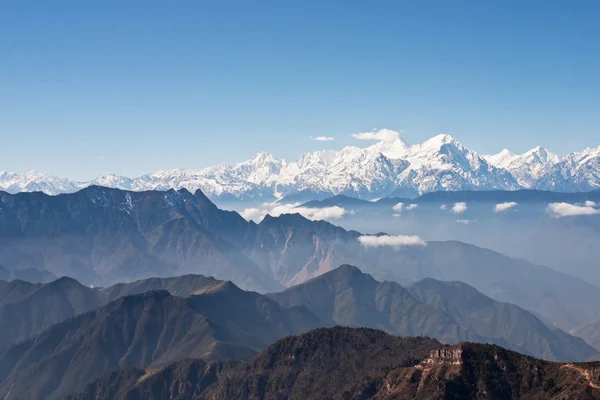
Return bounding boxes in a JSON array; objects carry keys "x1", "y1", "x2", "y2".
[{"x1": 378, "y1": 343, "x2": 600, "y2": 399}]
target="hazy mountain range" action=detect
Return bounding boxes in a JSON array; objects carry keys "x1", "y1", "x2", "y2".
[
  {"x1": 3, "y1": 267, "x2": 595, "y2": 363},
  {"x1": 267, "y1": 265, "x2": 597, "y2": 362},
  {"x1": 2, "y1": 130, "x2": 600, "y2": 200},
  {"x1": 2, "y1": 185, "x2": 600, "y2": 398},
  {"x1": 2, "y1": 186, "x2": 600, "y2": 332},
  {"x1": 297, "y1": 189, "x2": 600, "y2": 291},
  {"x1": 1, "y1": 268, "x2": 598, "y2": 399}
]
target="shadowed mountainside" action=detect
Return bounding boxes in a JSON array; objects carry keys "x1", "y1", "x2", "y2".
[
  {"x1": 0, "y1": 283, "x2": 324, "y2": 399},
  {"x1": 70, "y1": 327, "x2": 600, "y2": 400},
  {"x1": 0, "y1": 274, "x2": 234, "y2": 349}
]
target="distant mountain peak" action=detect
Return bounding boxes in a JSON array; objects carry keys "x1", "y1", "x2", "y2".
[
  {"x1": 260, "y1": 212, "x2": 311, "y2": 225},
  {"x1": 427, "y1": 133, "x2": 459, "y2": 145},
  {"x1": 247, "y1": 151, "x2": 282, "y2": 165},
  {"x1": 331, "y1": 264, "x2": 367, "y2": 277},
  {"x1": 51, "y1": 275, "x2": 83, "y2": 287},
  {"x1": 522, "y1": 146, "x2": 560, "y2": 163},
  {"x1": 1, "y1": 131, "x2": 599, "y2": 199},
  {"x1": 484, "y1": 149, "x2": 518, "y2": 169}
]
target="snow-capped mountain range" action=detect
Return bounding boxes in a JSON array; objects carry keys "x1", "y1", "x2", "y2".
[{"x1": 2, "y1": 129, "x2": 599, "y2": 200}]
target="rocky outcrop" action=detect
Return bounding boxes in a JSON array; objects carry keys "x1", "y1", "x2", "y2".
[{"x1": 423, "y1": 347, "x2": 464, "y2": 365}]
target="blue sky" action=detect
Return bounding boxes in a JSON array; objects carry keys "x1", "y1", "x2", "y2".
[{"x1": 1, "y1": 0, "x2": 599, "y2": 180}]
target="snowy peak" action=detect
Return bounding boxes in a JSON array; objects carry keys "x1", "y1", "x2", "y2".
[
  {"x1": 423, "y1": 133, "x2": 461, "y2": 148},
  {"x1": 520, "y1": 146, "x2": 561, "y2": 165},
  {"x1": 486, "y1": 146, "x2": 560, "y2": 169},
  {"x1": 484, "y1": 149, "x2": 518, "y2": 169},
  {"x1": 484, "y1": 146, "x2": 563, "y2": 188},
  {"x1": 365, "y1": 130, "x2": 410, "y2": 159},
  {"x1": 296, "y1": 150, "x2": 336, "y2": 169},
  {"x1": 1, "y1": 130, "x2": 599, "y2": 199},
  {"x1": 246, "y1": 152, "x2": 283, "y2": 167},
  {"x1": 399, "y1": 134, "x2": 477, "y2": 171}
]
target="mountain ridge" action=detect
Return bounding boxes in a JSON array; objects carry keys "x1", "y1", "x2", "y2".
[
  {"x1": 3, "y1": 130, "x2": 599, "y2": 200},
  {"x1": 2, "y1": 185, "x2": 600, "y2": 333},
  {"x1": 267, "y1": 265, "x2": 597, "y2": 362},
  {"x1": 0, "y1": 280, "x2": 325, "y2": 399},
  {"x1": 69, "y1": 327, "x2": 600, "y2": 400}
]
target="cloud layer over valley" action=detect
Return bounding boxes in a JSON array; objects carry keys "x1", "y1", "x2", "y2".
[
  {"x1": 358, "y1": 234, "x2": 427, "y2": 248},
  {"x1": 241, "y1": 203, "x2": 347, "y2": 222}
]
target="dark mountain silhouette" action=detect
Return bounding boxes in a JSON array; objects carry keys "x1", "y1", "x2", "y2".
[
  {"x1": 0, "y1": 274, "x2": 220, "y2": 349},
  {"x1": 0, "y1": 187, "x2": 279, "y2": 292},
  {"x1": 70, "y1": 327, "x2": 439, "y2": 400},
  {"x1": 268, "y1": 265, "x2": 595, "y2": 361},
  {"x1": 0, "y1": 283, "x2": 323, "y2": 399},
  {"x1": 0, "y1": 277, "x2": 103, "y2": 349},
  {"x1": 69, "y1": 359, "x2": 235, "y2": 400},
  {"x1": 407, "y1": 278, "x2": 597, "y2": 362},
  {"x1": 70, "y1": 327, "x2": 600, "y2": 400},
  {"x1": 0, "y1": 273, "x2": 322, "y2": 351},
  {"x1": 0, "y1": 290, "x2": 252, "y2": 400}
]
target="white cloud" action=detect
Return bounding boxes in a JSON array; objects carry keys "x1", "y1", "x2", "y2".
[
  {"x1": 392, "y1": 202, "x2": 404, "y2": 212},
  {"x1": 97, "y1": 155, "x2": 107, "y2": 161},
  {"x1": 440, "y1": 204, "x2": 448, "y2": 210},
  {"x1": 298, "y1": 206, "x2": 346, "y2": 221},
  {"x1": 392, "y1": 213, "x2": 402, "y2": 217},
  {"x1": 547, "y1": 202, "x2": 600, "y2": 218},
  {"x1": 240, "y1": 203, "x2": 346, "y2": 222},
  {"x1": 310, "y1": 136, "x2": 335, "y2": 141},
  {"x1": 452, "y1": 202, "x2": 468, "y2": 214},
  {"x1": 351, "y1": 129, "x2": 403, "y2": 143},
  {"x1": 358, "y1": 234, "x2": 427, "y2": 248},
  {"x1": 585, "y1": 200, "x2": 597, "y2": 207},
  {"x1": 494, "y1": 202, "x2": 518, "y2": 213},
  {"x1": 392, "y1": 202, "x2": 417, "y2": 213},
  {"x1": 240, "y1": 207, "x2": 268, "y2": 221},
  {"x1": 456, "y1": 219, "x2": 476, "y2": 225}
]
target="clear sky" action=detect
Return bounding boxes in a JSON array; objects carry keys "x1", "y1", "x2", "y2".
[{"x1": 2, "y1": 0, "x2": 599, "y2": 180}]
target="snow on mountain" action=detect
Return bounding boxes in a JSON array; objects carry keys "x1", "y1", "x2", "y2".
[
  {"x1": 2, "y1": 130, "x2": 599, "y2": 200},
  {"x1": 486, "y1": 146, "x2": 562, "y2": 188},
  {"x1": 486, "y1": 145, "x2": 600, "y2": 191},
  {"x1": 90, "y1": 174, "x2": 134, "y2": 189},
  {"x1": 542, "y1": 146, "x2": 600, "y2": 192},
  {"x1": 0, "y1": 170, "x2": 81, "y2": 194},
  {"x1": 483, "y1": 149, "x2": 518, "y2": 169},
  {"x1": 389, "y1": 134, "x2": 520, "y2": 195}
]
